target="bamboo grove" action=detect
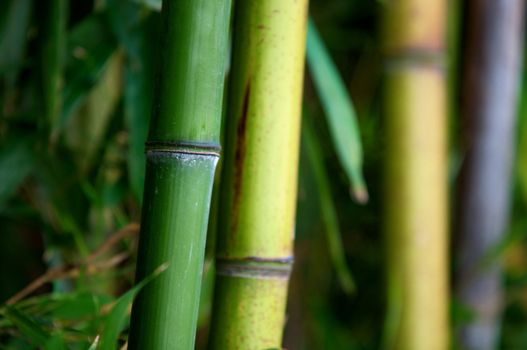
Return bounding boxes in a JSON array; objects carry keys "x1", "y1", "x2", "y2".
[{"x1": 2, "y1": 0, "x2": 527, "y2": 349}]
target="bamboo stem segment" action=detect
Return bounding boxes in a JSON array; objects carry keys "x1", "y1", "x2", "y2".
[
  {"x1": 208, "y1": 1, "x2": 308, "y2": 349},
  {"x1": 41, "y1": 0, "x2": 67, "y2": 139},
  {"x1": 128, "y1": 1, "x2": 231, "y2": 349},
  {"x1": 456, "y1": 1, "x2": 525, "y2": 348},
  {"x1": 382, "y1": 0, "x2": 448, "y2": 349}
]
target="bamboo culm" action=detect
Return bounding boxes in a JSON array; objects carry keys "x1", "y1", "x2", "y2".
[
  {"x1": 41, "y1": 0, "x2": 67, "y2": 140},
  {"x1": 128, "y1": 0, "x2": 231, "y2": 349},
  {"x1": 455, "y1": 1, "x2": 525, "y2": 348},
  {"x1": 208, "y1": 1, "x2": 308, "y2": 349},
  {"x1": 383, "y1": 0, "x2": 449, "y2": 349}
]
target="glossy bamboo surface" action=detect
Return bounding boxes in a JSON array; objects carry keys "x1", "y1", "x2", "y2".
[{"x1": 128, "y1": 0, "x2": 231, "y2": 349}]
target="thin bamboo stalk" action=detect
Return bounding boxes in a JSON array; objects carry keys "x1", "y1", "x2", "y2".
[
  {"x1": 456, "y1": 1, "x2": 525, "y2": 348},
  {"x1": 208, "y1": 1, "x2": 308, "y2": 348},
  {"x1": 128, "y1": 1, "x2": 231, "y2": 349},
  {"x1": 382, "y1": 0, "x2": 448, "y2": 349},
  {"x1": 41, "y1": 0, "x2": 67, "y2": 140}
]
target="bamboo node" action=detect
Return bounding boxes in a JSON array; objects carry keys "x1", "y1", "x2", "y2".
[
  {"x1": 145, "y1": 140, "x2": 221, "y2": 157},
  {"x1": 215, "y1": 257, "x2": 293, "y2": 280},
  {"x1": 384, "y1": 49, "x2": 445, "y2": 71}
]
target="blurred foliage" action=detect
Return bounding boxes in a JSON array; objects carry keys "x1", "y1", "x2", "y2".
[{"x1": 1, "y1": 0, "x2": 527, "y2": 349}]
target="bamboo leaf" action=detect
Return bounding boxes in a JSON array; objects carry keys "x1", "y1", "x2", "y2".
[
  {"x1": 306, "y1": 18, "x2": 368, "y2": 203},
  {"x1": 41, "y1": 0, "x2": 68, "y2": 137},
  {"x1": 98, "y1": 263, "x2": 168, "y2": 350},
  {"x1": 515, "y1": 55, "x2": 527, "y2": 205},
  {"x1": 3, "y1": 306, "x2": 50, "y2": 346},
  {"x1": 134, "y1": 0, "x2": 161, "y2": 11},
  {"x1": 50, "y1": 292, "x2": 109, "y2": 320},
  {"x1": 106, "y1": 1, "x2": 158, "y2": 201},
  {"x1": 64, "y1": 50, "x2": 122, "y2": 173},
  {"x1": 12, "y1": 291, "x2": 112, "y2": 321},
  {"x1": 88, "y1": 336, "x2": 100, "y2": 350},
  {"x1": 3, "y1": 307, "x2": 48, "y2": 342},
  {"x1": 0, "y1": 136, "x2": 35, "y2": 211},
  {"x1": 0, "y1": 0, "x2": 32, "y2": 79},
  {"x1": 122, "y1": 26, "x2": 156, "y2": 203},
  {"x1": 303, "y1": 117, "x2": 355, "y2": 295},
  {"x1": 59, "y1": 13, "x2": 117, "y2": 135},
  {"x1": 44, "y1": 335, "x2": 68, "y2": 350}
]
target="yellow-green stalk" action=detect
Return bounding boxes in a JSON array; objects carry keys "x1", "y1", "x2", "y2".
[
  {"x1": 208, "y1": 1, "x2": 308, "y2": 349},
  {"x1": 382, "y1": 0, "x2": 448, "y2": 349}
]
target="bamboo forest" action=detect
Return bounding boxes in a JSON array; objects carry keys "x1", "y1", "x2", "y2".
[{"x1": 2, "y1": 0, "x2": 527, "y2": 349}]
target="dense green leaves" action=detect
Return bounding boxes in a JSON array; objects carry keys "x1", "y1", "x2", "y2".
[
  {"x1": 0, "y1": 2, "x2": 160, "y2": 349},
  {"x1": 3, "y1": 306, "x2": 50, "y2": 346}
]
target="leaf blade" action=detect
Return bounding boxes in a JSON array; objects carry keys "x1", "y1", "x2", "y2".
[
  {"x1": 98, "y1": 263, "x2": 168, "y2": 350},
  {"x1": 303, "y1": 117, "x2": 356, "y2": 295},
  {"x1": 306, "y1": 18, "x2": 368, "y2": 203}
]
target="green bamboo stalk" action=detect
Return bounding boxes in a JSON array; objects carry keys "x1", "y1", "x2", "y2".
[
  {"x1": 382, "y1": 0, "x2": 448, "y2": 349},
  {"x1": 208, "y1": 1, "x2": 308, "y2": 349},
  {"x1": 41, "y1": 0, "x2": 67, "y2": 141},
  {"x1": 128, "y1": 1, "x2": 231, "y2": 349}
]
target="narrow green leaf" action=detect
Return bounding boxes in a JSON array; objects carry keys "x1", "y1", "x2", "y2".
[
  {"x1": 88, "y1": 336, "x2": 100, "y2": 350},
  {"x1": 98, "y1": 263, "x2": 168, "y2": 350},
  {"x1": 133, "y1": 0, "x2": 161, "y2": 11},
  {"x1": 63, "y1": 50, "x2": 122, "y2": 172},
  {"x1": 12, "y1": 291, "x2": 112, "y2": 321},
  {"x1": 3, "y1": 306, "x2": 50, "y2": 346},
  {"x1": 123, "y1": 29, "x2": 156, "y2": 203},
  {"x1": 306, "y1": 18, "x2": 368, "y2": 203},
  {"x1": 106, "y1": 1, "x2": 158, "y2": 201},
  {"x1": 40, "y1": 0, "x2": 68, "y2": 137},
  {"x1": 51, "y1": 292, "x2": 108, "y2": 320},
  {"x1": 44, "y1": 335, "x2": 68, "y2": 350},
  {"x1": 0, "y1": 0, "x2": 32, "y2": 79},
  {"x1": 55, "y1": 211, "x2": 89, "y2": 256},
  {"x1": 516, "y1": 52, "x2": 527, "y2": 205},
  {"x1": 479, "y1": 218, "x2": 527, "y2": 270},
  {"x1": 0, "y1": 137, "x2": 35, "y2": 211},
  {"x1": 303, "y1": 117, "x2": 356, "y2": 295},
  {"x1": 59, "y1": 13, "x2": 117, "y2": 135}
]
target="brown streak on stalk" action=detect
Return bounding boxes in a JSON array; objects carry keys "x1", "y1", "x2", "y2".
[{"x1": 230, "y1": 80, "x2": 251, "y2": 240}]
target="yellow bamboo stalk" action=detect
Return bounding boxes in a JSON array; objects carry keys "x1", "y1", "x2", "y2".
[
  {"x1": 208, "y1": 1, "x2": 308, "y2": 349},
  {"x1": 382, "y1": 0, "x2": 448, "y2": 349}
]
